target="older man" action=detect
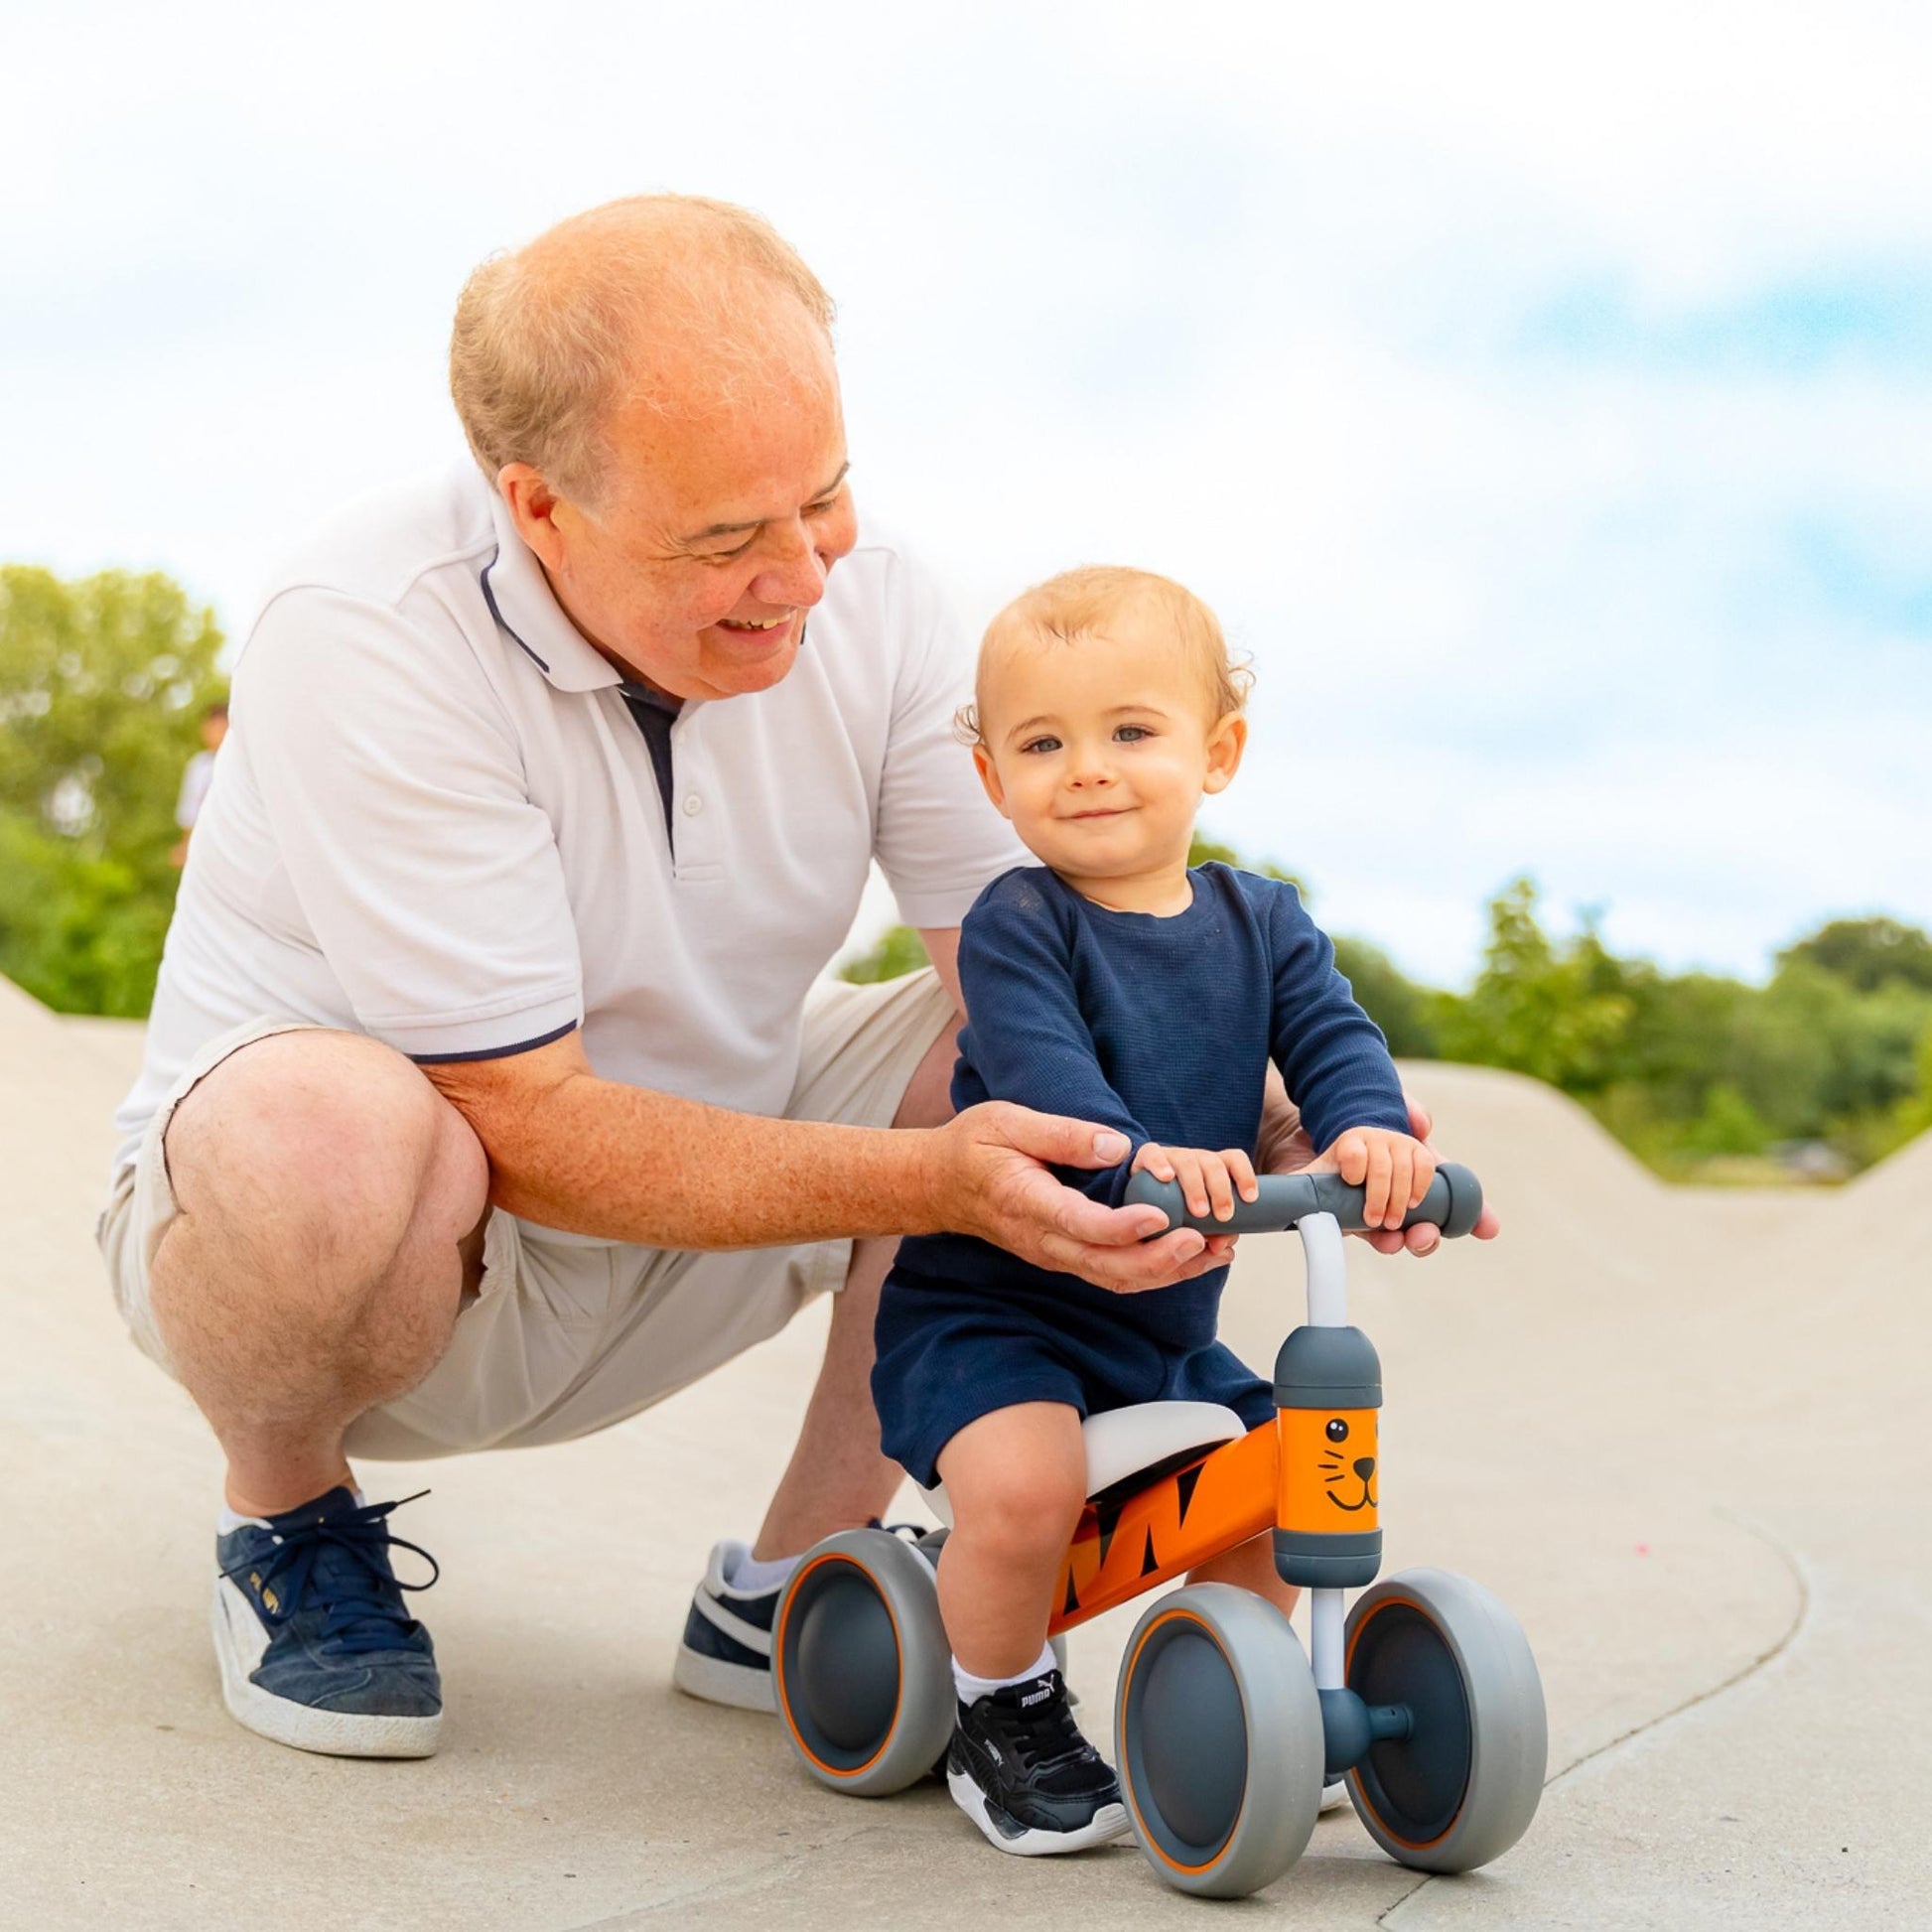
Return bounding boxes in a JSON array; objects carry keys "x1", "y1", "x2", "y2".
[{"x1": 97, "y1": 196, "x2": 1451, "y2": 1760}]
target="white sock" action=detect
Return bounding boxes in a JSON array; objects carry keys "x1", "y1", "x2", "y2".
[
  {"x1": 728, "y1": 1547, "x2": 799, "y2": 1593},
  {"x1": 218, "y1": 1485, "x2": 363, "y2": 1537},
  {"x1": 953, "y1": 1641, "x2": 1058, "y2": 1707}
]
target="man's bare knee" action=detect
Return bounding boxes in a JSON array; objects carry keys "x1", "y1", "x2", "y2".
[{"x1": 158, "y1": 1031, "x2": 486, "y2": 1322}]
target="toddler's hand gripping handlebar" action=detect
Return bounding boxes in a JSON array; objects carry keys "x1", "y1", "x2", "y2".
[{"x1": 1123, "y1": 1162, "x2": 1484, "y2": 1240}]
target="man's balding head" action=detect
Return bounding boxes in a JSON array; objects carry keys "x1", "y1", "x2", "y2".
[
  {"x1": 450, "y1": 195, "x2": 836, "y2": 506},
  {"x1": 462, "y1": 195, "x2": 856, "y2": 706}
]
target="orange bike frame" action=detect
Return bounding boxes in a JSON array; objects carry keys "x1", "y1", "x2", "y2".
[{"x1": 1047, "y1": 1421, "x2": 1279, "y2": 1636}]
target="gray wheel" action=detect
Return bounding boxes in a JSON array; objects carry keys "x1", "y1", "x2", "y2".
[
  {"x1": 1343, "y1": 1567, "x2": 1547, "y2": 1872},
  {"x1": 1115, "y1": 1584, "x2": 1325, "y2": 1898},
  {"x1": 772, "y1": 1529, "x2": 954, "y2": 1797}
]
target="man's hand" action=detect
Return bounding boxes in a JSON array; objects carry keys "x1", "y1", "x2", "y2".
[
  {"x1": 1131, "y1": 1141, "x2": 1259, "y2": 1223},
  {"x1": 928, "y1": 1102, "x2": 1237, "y2": 1293},
  {"x1": 1257, "y1": 1075, "x2": 1500, "y2": 1255}
]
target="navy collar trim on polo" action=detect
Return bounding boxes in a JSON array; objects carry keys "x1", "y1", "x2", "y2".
[
  {"x1": 478, "y1": 485, "x2": 624, "y2": 694},
  {"x1": 618, "y1": 676, "x2": 681, "y2": 716}
]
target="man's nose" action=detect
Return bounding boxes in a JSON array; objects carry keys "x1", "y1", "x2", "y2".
[{"x1": 752, "y1": 520, "x2": 831, "y2": 610}]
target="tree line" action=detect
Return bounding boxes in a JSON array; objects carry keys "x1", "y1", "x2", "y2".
[
  {"x1": 844, "y1": 859, "x2": 1932, "y2": 1184},
  {"x1": 5, "y1": 564, "x2": 1925, "y2": 1180},
  {"x1": 0, "y1": 566, "x2": 224, "y2": 1016}
]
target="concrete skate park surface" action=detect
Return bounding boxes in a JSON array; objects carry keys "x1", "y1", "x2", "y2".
[{"x1": 3, "y1": 973, "x2": 1926, "y2": 1929}]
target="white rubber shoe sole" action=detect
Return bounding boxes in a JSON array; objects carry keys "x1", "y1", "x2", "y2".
[
  {"x1": 211, "y1": 1577, "x2": 441, "y2": 1759},
  {"x1": 670, "y1": 1642, "x2": 776, "y2": 1713},
  {"x1": 947, "y1": 1765, "x2": 1131, "y2": 1856}
]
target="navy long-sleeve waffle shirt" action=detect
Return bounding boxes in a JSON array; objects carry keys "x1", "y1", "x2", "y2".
[{"x1": 892, "y1": 862, "x2": 1411, "y2": 1351}]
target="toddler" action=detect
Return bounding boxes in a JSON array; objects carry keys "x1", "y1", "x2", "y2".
[{"x1": 873, "y1": 566, "x2": 1434, "y2": 1856}]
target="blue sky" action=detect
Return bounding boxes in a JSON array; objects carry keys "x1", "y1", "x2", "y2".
[{"x1": 2, "y1": 1, "x2": 1926, "y2": 986}]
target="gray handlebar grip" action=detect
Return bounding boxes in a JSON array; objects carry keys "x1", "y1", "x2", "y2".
[{"x1": 1124, "y1": 1162, "x2": 1483, "y2": 1239}]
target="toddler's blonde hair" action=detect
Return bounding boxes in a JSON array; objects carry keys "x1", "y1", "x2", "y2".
[{"x1": 958, "y1": 565, "x2": 1253, "y2": 746}]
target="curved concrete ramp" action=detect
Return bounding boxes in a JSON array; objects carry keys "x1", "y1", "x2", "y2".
[{"x1": 0, "y1": 992, "x2": 1923, "y2": 1927}]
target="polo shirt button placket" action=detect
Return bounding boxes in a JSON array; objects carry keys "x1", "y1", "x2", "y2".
[{"x1": 672, "y1": 779, "x2": 719, "y2": 883}]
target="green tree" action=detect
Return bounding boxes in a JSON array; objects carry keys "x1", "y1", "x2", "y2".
[
  {"x1": 1878, "y1": 1018, "x2": 1932, "y2": 1155},
  {"x1": 1777, "y1": 915, "x2": 1932, "y2": 995},
  {"x1": 1676, "y1": 1083, "x2": 1772, "y2": 1159},
  {"x1": 0, "y1": 566, "x2": 224, "y2": 1014},
  {"x1": 839, "y1": 922, "x2": 930, "y2": 984},
  {"x1": 1432, "y1": 877, "x2": 1632, "y2": 1090},
  {"x1": 1737, "y1": 960, "x2": 1932, "y2": 1138}
]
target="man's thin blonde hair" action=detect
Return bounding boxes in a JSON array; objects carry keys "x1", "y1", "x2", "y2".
[
  {"x1": 959, "y1": 565, "x2": 1254, "y2": 745},
  {"x1": 449, "y1": 193, "x2": 835, "y2": 506}
]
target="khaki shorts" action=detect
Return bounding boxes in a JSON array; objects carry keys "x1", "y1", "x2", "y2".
[{"x1": 96, "y1": 969, "x2": 957, "y2": 1460}]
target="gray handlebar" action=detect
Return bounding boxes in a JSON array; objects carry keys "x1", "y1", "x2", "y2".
[{"x1": 1123, "y1": 1162, "x2": 1483, "y2": 1239}]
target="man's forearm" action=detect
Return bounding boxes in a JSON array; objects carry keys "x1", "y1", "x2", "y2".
[{"x1": 476, "y1": 1069, "x2": 946, "y2": 1251}]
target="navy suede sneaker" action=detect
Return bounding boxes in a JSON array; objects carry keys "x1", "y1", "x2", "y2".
[
  {"x1": 212, "y1": 1487, "x2": 443, "y2": 1757},
  {"x1": 672, "y1": 1539, "x2": 782, "y2": 1712},
  {"x1": 673, "y1": 1524, "x2": 938, "y2": 1713}
]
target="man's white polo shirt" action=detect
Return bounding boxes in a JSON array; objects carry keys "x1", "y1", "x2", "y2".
[{"x1": 110, "y1": 464, "x2": 1023, "y2": 1185}]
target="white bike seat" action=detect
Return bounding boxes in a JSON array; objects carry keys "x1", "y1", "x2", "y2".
[{"x1": 918, "y1": 1400, "x2": 1248, "y2": 1528}]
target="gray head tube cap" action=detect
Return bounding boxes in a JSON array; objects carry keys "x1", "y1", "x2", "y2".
[{"x1": 1274, "y1": 1323, "x2": 1383, "y2": 1410}]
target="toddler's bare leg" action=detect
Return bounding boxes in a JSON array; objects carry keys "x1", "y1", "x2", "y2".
[
  {"x1": 1189, "y1": 1530, "x2": 1300, "y2": 1619},
  {"x1": 934, "y1": 1403, "x2": 1087, "y2": 1680}
]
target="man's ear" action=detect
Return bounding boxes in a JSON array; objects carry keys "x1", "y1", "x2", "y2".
[
  {"x1": 1201, "y1": 712, "x2": 1248, "y2": 796},
  {"x1": 498, "y1": 464, "x2": 570, "y2": 573},
  {"x1": 972, "y1": 744, "x2": 1011, "y2": 817}
]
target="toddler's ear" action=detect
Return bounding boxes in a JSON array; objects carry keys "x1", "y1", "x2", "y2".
[
  {"x1": 972, "y1": 744, "x2": 1011, "y2": 817},
  {"x1": 1201, "y1": 712, "x2": 1248, "y2": 795}
]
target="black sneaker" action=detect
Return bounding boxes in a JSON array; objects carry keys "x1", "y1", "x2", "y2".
[
  {"x1": 947, "y1": 1669, "x2": 1130, "y2": 1855},
  {"x1": 212, "y1": 1487, "x2": 442, "y2": 1757}
]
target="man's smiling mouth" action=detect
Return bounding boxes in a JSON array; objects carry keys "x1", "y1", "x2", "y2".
[{"x1": 716, "y1": 612, "x2": 792, "y2": 632}]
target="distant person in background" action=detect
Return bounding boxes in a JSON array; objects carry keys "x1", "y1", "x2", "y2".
[{"x1": 168, "y1": 699, "x2": 227, "y2": 868}]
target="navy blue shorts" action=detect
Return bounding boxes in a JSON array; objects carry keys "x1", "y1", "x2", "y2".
[{"x1": 872, "y1": 1266, "x2": 1275, "y2": 1490}]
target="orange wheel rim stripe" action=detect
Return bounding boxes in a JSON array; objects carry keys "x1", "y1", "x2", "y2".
[
  {"x1": 1118, "y1": 1607, "x2": 1248, "y2": 1876},
  {"x1": 1342, "y1": 1593, "x2": 1459, "y2": 1851},
  {"x1": 773, "y1": 1552, "x2": 904, "y2": 1781}
]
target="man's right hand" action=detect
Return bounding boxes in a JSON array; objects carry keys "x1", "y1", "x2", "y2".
[{"x1": 924, "y1": 1102, "x2": 1232, "y2": 1293}]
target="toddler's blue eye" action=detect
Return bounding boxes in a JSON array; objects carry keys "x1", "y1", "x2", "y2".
[
  {"x1": 1020, "y1": 736, "x2": 1061, "y2": 755},
  {"x1": 1114, "y1": 725, "x2": 1150, "y2": 742}
]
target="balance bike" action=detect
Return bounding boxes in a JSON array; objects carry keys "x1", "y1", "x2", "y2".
[{"x1": 770, "y1": 1164, "x2": 1547, "y2": 1898}]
